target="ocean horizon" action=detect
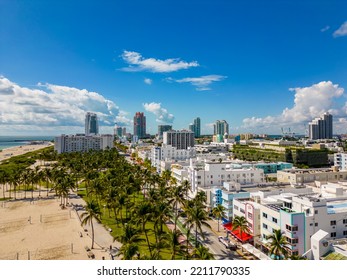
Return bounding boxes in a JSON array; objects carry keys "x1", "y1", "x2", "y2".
[{"x1": 0, "y1": 136, "x2": 55, "y2": 150}]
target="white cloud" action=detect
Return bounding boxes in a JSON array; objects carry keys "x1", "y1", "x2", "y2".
[
  {"x1": 242, "y1": 81, "x2": 345, "y2": 133},
  {"x1": 333, "y1": 21, "x2": 347, "y2": 37},
  {"x1": 321, "y1": 25, "x2": 330, "y2": 32},
  {"x1": 144, "y1": 78, "x2": 152, "y2": 85},
  {"x1": 0, "y1": 76, "x2": 128, "y2": 134},
  {"x1": 170, "y1": 75, "x2": 227, "y2": 91},
  {"x1": 120, "y1": 50, "x2": 199, "y2": 73},
  {"x1": 143, "y1": 102, "x2": 174, "y2": 123}
]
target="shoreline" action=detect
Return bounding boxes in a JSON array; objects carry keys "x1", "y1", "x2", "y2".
[{"x1": 0, "y1": 142, "x2": 54, "y2": 162}]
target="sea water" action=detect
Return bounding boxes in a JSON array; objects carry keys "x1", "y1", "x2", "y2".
[{"x1": 0, "y1": 136, "x2": 54, "y2": 150}]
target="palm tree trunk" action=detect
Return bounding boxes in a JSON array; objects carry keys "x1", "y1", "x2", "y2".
[
  {"x1": 91, "y1": 220, "x2": 95, "y2": 249},
  {"x1": 143, "y1": 223, "x2": 152, "y2": 257}
]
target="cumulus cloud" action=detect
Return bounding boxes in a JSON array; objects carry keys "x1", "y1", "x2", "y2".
[
  {"x1": 169, "y1": 75, "x2": 227, "y2": 91},
  {"x1": 321, "y1": 25, "x2": 330, "y2": 32},
  {"x1": 120, "y1": 50, "x2": 199, "y2": 73},
  {"x1": 242, "y1": 81, "x2": 345, "y2": 133},
  {"x1": 144, "y1": 78, "x2": 152, "y2": 85},
  {"x1": 333, "y1": 21, "x2": 347, "y2": 37},
  {"x1": 143, "y1": 102, "x2": 174, "y2": 123},
  {"x1": 0, "y1": 76, "x2": 129, "y2": 134}
]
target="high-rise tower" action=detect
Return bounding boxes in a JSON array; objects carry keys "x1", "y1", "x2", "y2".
[
  {"x1": 85, "y1": 112, "x2": 99, "y2": 135},
  {"x1": 193, "y1": 117, "x2": 201, "y2": 138},
  {"x1": 133, "y1": 112, "x2": 146, "y2": 139},
  {"x1": 308, "y1": 112, "x2": 333, "y2": 140}
]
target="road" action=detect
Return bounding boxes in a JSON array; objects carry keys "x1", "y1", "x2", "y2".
[{"x1": 199, "y1": 224, "x2": 242, "y2": 260}]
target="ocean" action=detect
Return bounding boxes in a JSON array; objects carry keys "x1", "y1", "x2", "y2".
[{"x1": 0, "y1": 136, "x2": 54, "y2": 150}]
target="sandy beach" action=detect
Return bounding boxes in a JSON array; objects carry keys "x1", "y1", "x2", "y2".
[
  {"x1": 0, "y1": 142, "x2": 54, "y2": 162},
  {"x1": 0, "y1": 192, "x2": 121, "y2": 260}
]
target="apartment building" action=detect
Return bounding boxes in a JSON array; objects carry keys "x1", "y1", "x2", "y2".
[
  {"x1": 188, "y1": 160, "x2": 264, "y2": 193},
  {"x1": 54, "y1": 134, "x2": 113, "y2": 154}
]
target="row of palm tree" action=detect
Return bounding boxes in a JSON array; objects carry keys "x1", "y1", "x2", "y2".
[{"x1": 43, "y1": 148, "x2": 214, "y2": 259}]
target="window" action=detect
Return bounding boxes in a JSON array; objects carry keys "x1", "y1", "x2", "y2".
[
  {"x1": 234, "y1": 205, "x2": 239, "y2": 210},
  {"x1": 263, "y1": 213, "x2": 268, "y2": 218},
  {"x1": 240, "y1": 208, "x2": 245, "y2": 214},
  {"x1": 286, "y1": 224, "x2": 298, "y2": 232},
  {"x1": 343, "y1": 231, "x2": 347, "y2": 236},
  {"x1": 286, "y1": 237, "x2": 299, "y2": 244},
  {"x1": 315, "y1": 222, "x2": 318, "y2": 227},
  {"x1": 330, "y1": 220, "x2": 336, "y2": 226},
  {"x1": 272, "y1": 217, "x2": 278, "y2": 223},
  {"x1": 315, "y1": 210, "x2": 318, "y2": 214},
  {"x1": 309, "y1": 223, "x2": 313, "y2": 226},
  {"x1": 331, "y1": 232, "x2": 336, "y2": 238},
  {"x1": 248, "y1": 213, "x2": 253, "y2": 219},
  {"x1": 343, "y1": 219, "x2": 347, "y2": 224}
]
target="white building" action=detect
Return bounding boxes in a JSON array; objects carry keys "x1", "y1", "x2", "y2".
[
  {"x1": 231, "y1": 182, "x2": 347, "y2": 257},
  {"x1": 54, "y1": 134, "x2": 113, "y2": 154},
  {"x1": 188, "y1": 160, "x2": 265, "y2": 193},
  {"x1": 334, "y1": 153, "x2": 347, "y2": 170},
  {"x1": 151, "y1": 144, "x2": 195, "y2": 173}
]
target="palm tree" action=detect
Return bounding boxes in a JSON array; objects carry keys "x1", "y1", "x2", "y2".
[
  {"x1": 133, "y1": 201, "x2": 153, "y2": 257},
  {"x1": 212, "y1": 204, "x2": 227, "y2": 232},
  {"x1": 266, "y1": 229, "x2": 289, "y2": 260},
  {"x1": 192, "y1": 244, "x2": 214, "y2": 260},
  {"x1": 171, "y1": 184, "x2": 185, "y2": 231},
  {"x1": 167, "y1": 229, "x2": 184, "y2": 260},
  {"x1": 184, "y1": 201, "x2": 211, "y2": 248},
  {"x1": 80, "y1": 200, "x2": 102, "y2": 249},
  {"x1": 116, "y1": 243, "x2": 140, "y2": 260},
  {"x1": 232, "y1": 215, "x2": 250, "y2": 243}
]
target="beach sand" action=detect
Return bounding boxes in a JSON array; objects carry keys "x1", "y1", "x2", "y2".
[
  {"x1": 0, "y1": 192, "x2": 121, "y2": 260},
  {"x1": 0, "y1": 143, "x2": 54, "y2": 162}
]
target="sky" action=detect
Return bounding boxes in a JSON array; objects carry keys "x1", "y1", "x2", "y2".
[{"x1": 1, "y1": 0, "x2": 347, "y2": 136}]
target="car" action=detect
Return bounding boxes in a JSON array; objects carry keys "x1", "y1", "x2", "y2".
[{"x1": 218, "y1": 236, "x2": 237, "y2": 250}]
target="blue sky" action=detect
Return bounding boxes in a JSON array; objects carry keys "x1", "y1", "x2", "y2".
[{"x1": 1, "y1": 0, "x2": 347, "y2": 136}]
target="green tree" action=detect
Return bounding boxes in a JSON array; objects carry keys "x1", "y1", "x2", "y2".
[
  {"x1": 212, "y1": 204, "x2": 227, "y2": 232},
  {"x1": 192, "y1": 244, "x2": 214, "y2": 260},
  {"x1": 80, "y1": 200, "x2": 102, "y2": 249},
  {"x1": 266, "y1": 229, "x2": 289, "y2": 260},
  {"x1": 232, "y1": 216, "x2": 250, "y2": 242}
]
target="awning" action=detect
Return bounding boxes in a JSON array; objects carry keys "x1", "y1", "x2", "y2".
[{"x1": 223, "y1": 222, "x2": 253, "y2": 242}]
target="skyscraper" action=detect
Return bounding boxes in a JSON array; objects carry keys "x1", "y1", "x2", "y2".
[
  {"x1": 308, "y1": 112, "x2": 333, "y2": 140},
  {"x1": 193, "y1": 117, "x2": 201, "y2": 138},
  {"x1": 85, "y1": 112, "x2": 99, "y2": 135},
  {"x1": 133, "y1": 112, "x2": 146, "y2": 139},
  {"x1": 214, "y1": 120, "x2": 229, "y2": 135},
  {"x1": 188, "y1": 117, "x2": 201, "y2": 138}
]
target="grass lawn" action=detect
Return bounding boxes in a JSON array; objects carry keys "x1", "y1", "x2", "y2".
[{"x1": 78, "y1": 188, "x2": 182, "y2": 259}]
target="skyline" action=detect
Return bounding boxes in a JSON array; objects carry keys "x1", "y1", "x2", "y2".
[{"x1": 1, "y1": 0, "x2": 347, "y2": 136}]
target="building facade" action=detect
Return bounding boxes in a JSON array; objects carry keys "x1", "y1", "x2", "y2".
[
  {"x1": 85, "y1": 112, "x2": 99, "y2": 135},
  {"x1": 277, "y1": 168, "x2": 347, "y2": 184},
  {"x1": 334, "y1": 153, "x2": 347, "y2": 170},
  {"x1": 308, "y1": 112, "x2": 333, "y2": 140},
  {"x1": 133, "y1": 112, "x2": 146, "y2": 139},
  {"x1": 158, "y1": 125, "x2": 172, "y2": 139},
  {"x1": 163, "y1": 130, "x2": 195, "y2": 149},
  {"x1": 54, "y1": 134, "x2": 113, "y2": 154},
  {"x1": 214, "y1": 120, "x2": 229, "y2": 136}
]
